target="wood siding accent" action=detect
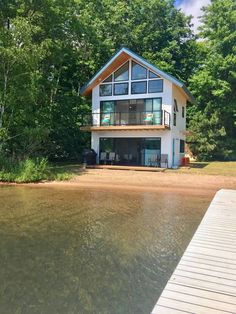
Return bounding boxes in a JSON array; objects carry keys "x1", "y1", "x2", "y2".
[{"x1": 82, "y1": 52, "x2": 130, "y2": 96}]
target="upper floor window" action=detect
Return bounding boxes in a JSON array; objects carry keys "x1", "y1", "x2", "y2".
[
  {"x1": 131, "y1": 81, "x2": 147, "y2": 94},
  {"x1": 182, "y1": 106, "x2": 185, "y2": 118},
  {"x1": 114, "y1": 83, "x2": 129, "y2": 95},
  {"x1": 149, "y1": 71, "x2": 160, "y2": 79},
  {"x1": 131, "y1": 61, "x2": 147, "y2": 80},
  {"x1": 99, "y1": 59, "x2": 164, "y2": 97},
  {"x1": 173, "y1": 113, "x2": 176, "y2": 126},
  {"x1": 148, "y1": 79, "x2": 163, "y2": 93},
  {"x1": 114, "y1": 62, "x2": 129, "y2": 81},
  {"x1": 100, "y1": 84, "x2": 112, "y2": 96},
  {"x1": 174, "y1": 99, "x2": 178, "y2": 112},
  {"x1": 103, "y1": 75, "x2": 112, "y2": 83}
]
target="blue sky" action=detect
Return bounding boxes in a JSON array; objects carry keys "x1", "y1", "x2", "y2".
[{"x1": 174, "y1": 0, "x2": 211, "y2": 33}]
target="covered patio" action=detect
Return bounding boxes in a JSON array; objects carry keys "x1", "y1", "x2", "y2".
[{"x1": 98, "y1": 137, "x2": 168, "y2": 168}]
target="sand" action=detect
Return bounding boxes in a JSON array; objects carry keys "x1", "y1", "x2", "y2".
[{"x1": 3, "y1": 169, "x2": 236, "y2": 198}]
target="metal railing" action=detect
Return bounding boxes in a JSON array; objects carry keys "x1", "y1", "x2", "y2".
[{"x1": 82, "y1": 110, "x2": 170, "y2": 127}]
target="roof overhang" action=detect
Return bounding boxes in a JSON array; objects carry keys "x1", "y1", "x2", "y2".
[{"x1": 80, "y1": 47, "x2": 196, "y2": 104}]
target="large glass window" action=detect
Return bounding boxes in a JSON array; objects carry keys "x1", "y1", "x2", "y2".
[
  {"x1": 148, "y1": 79, "x2": 163, "y2": 93},
  {"x1": 131, "y1": 61, "x2": 147, "y2": 80},
  {"x1": 99, "y1": 137, "x2": 161, "y2": 167},
  {"x1": 114, "y1": 83, "x2": 129, "y2": 95},
  {"x1": 131, "y1": 81, "x2": 147, "y2": 94},
  {"x1": 101, "y1": 101, "x2": 114, "y2": 113},
  {"x1": 99, "y1": 60, "x2": 165, "y2": 96},
  {"x1": 114, "y1": 62, "x2": 129, "y2": 81},
  {"x1": 153, "y1": 98, "x2": 161, "y2": 110},
  {"x1": 144, "y1": 98, "x2": 162, "y2": 111},
  {"x1": 99, "y1": 84, "x2": 112, "y2": 96},
  {"x1": 100, "y1": 101, "x2": 115, "y2": 125}
]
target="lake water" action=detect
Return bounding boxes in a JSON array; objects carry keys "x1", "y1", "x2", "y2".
[{"x1": 0, "y1": 186, "x2": 210, "y2": 314}]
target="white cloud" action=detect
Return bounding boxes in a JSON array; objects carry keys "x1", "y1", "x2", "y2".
[{"x1": 177, "y1": 0, "x2": 210, "y2": 33}]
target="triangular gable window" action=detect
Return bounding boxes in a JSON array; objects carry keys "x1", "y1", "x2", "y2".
[
  {"x1": 114, "y1": 62, "x2": 129, "y2": 82},
  {"x1": 131, "y1": 61, "x2": 147, "y2": 80},
  {"x1": 174, "y1": 99, "x2": 179, "y2": 112},
  {"x1": 149, "y1": 70, "x2": 160, "y2": 79},
  {"x1": 103, "y1": 75, "x2": 112, "y2": 83}
]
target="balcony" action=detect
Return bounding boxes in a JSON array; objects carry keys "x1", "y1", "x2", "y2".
[{"x1": 80, "y1": 110, "x2": 170, "y2": 131}]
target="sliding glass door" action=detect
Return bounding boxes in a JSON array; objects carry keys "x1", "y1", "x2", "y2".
[{"x1": 99, "y1": 138, "x2": 161, "y2": 166}]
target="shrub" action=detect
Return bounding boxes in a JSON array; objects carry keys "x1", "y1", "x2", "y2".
[{"x1": 0, "y1": 157, "x2": 73, "y2": 183}]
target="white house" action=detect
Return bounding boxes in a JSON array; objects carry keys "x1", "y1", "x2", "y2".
[{"x1": 80, "y1": 47, "x2": 195, "y2": 168}]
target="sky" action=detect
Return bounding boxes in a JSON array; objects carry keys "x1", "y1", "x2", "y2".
[{"x1": 175, "y1": 0, "x2": 211, "y2": 33}]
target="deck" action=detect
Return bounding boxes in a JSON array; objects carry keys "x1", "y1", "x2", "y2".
[
  {"x1": 80, "y1": 125, "x2": 169, "y2": 132},
  {"x1": 86, "y1": 165, "x2": 166, "y2": 172},
  {"x1": 151, "y1": 189, "x2": 236, "y2": 314}
]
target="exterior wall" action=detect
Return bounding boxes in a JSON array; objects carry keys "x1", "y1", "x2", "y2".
[
  {"x1": 171, "y1": 85, "x2": 187, "y2": 166},
  {"x1": 89, "y1": 57, "x2": 188, "y2": 168},
  {"x1": 92, "y1": 57, "x2": 172, "y2": 123},
  {"x1": 91, "y1": 130, "x2": 172, "y2": 167}
]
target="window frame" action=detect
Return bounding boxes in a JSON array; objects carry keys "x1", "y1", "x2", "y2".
[
  {"x1": 131, "y1": 81, "x2": 147, "y2": 95},
  {"x1": 148, "y1": 79, "x2": 163, "y2": 93},
  {"x1": 131, "y1": 60, "x2": 147, "y2": 80},
  {"x1": 100, "y1": 97, "x2": 162, "y2": 113},
  {"x1": 113, "y1": 82, "x2": 129, "y2": 95},
  {"x1": 114, "y1": 61, "x2": 129, "y2": 82},
  {"x1": 99, "y1": 84, "x2": 112, "y2": 97}
]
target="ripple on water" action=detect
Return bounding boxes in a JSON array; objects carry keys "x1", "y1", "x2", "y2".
[{"x1": 0, "y1": 186, "x2": 210, "y2": 314}]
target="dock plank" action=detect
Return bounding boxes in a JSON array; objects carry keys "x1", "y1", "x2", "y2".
[{"x1": 151, "y1": 189, "x2": 236, "y2": 313}]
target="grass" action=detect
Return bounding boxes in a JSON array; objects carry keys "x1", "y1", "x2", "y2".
[
  {"x1": 1, "y1": 158, "x2": 236, "y2": 183},
  {"x1": 0, "y1": 158, "x2": 82, "y2": 183},
  {"x1": 167, "y1": 161, "x2": 236, "y2": 176}
]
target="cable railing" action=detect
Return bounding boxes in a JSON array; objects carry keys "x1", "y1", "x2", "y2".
[{"x1": 82, "y1": 110, "x2": 170, "y2": 127}]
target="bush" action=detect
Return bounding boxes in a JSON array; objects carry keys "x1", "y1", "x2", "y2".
[
  {"x1": 0, "y1": 157, "x2": 74, "y2": 183},
  {"x1": 0, "y1": 157, "x2": 49, "y2": 183}
]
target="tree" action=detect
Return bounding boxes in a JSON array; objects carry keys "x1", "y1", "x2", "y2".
[{"x1": 188, "y1": 0, "x2": 236, "y2": 160}]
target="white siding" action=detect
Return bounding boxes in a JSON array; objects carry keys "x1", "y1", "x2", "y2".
[
  {"x1": 171, "y1": 85, "x2": 187, "y2": 166},
  {"x1": 89, "y1": 57, "x2": 189, "y2": 168}
]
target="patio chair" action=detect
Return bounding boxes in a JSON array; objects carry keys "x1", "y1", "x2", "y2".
[
  {"x1": 148, "y1": 155, "x2": 158, "y2": 167},
  {"x1": 143, "y1": 113, "x2": 153, "y2": 124},
  {"x1": 108, "y1": 152, "x2": 115, "y2": 164},
  {"x1": 115, "y1": 154, "x2": 120, "y2": 163},
  {"x1": 160, "y1": 154, "x2": 168, "y2": 168},
  {"x1": 101, "y1": 114, "x2": 111, "y2": 126},
  {"x1": 100, "y1": 152, "x2": 107, "y2": 164}
]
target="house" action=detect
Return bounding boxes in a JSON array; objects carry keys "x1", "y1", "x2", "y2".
[{"x1": 80, "y1": 47, "x2": 195, "y2": 168}]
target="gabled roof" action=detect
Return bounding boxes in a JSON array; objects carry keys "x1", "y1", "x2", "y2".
[{"x1": 80, "y1": 47, "x2": 196, "y2": 103}]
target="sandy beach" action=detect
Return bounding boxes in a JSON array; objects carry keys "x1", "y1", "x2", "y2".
[{"x1": 3, "y1": 169, "x2": 236, "y2": 197}]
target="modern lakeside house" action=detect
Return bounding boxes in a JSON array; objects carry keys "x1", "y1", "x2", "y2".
[{"x1": 80, "y1": 48, "x2": 195, "y2": 168}]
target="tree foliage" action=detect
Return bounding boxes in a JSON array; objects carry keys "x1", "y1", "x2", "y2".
[
  {"x1": 188, "y1": 0, "x2": 236, "y2": 160},
  {"x1": 0, "y1": 0, "x2": 235, "y2": 162}
]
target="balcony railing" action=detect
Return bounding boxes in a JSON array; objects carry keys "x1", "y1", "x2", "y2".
[{"x1": 82, "y1": 110, "x2": 170, "y2": 128}]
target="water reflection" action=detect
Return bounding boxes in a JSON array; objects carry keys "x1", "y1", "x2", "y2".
[{"x1": 0, "y1": 186, "x2": 209, "y2": 314}]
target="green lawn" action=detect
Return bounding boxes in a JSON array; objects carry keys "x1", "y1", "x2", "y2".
[{"x1": 167, "y1": 161, "x2": 236, "y2": 176}]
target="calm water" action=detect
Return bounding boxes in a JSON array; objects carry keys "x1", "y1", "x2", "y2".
[{"x1": 0, "y1": 186, "x2": 210, "y2": 314}]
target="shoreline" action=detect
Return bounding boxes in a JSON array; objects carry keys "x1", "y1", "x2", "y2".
[{"x1": 1, "y1": 169, "x2": 236, "y2": 197}]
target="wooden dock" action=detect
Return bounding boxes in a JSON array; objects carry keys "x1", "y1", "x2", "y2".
[{"x1": 151, "y1": 189, "x2": 236, "y2": 314}]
